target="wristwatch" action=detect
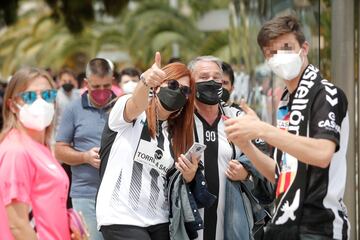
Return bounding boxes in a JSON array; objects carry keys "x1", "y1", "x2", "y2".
[{"x1": 244, "y1": 172, "x2": 251, "y2": 181}]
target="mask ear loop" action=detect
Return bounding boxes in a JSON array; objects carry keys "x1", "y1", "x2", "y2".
[
  {"x1": 298, "y1": 48, "x2": 304, "y2": 63},
  {"x1": 169, "y1": 107, "x2": 183, "y2": 120}
]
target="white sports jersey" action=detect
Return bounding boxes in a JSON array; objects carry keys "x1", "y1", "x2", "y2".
[
  {"x1": 96, "y1": 95, "x2": 172, "y2": 229},
  {"x1": 194, "y1": 104, "x2": 243, "y2": 240}
]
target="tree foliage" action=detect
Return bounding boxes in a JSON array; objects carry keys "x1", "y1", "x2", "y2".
[{"x1": 0, "y1": 0, "x2": 130, "y2": 33}]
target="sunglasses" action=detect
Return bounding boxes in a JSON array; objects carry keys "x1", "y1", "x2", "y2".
[
  {"x1": 167, "y1": 79, "x2": 191, "y2": 96},
  {"x1": 18, "y1": 89, "x2": 57, "y2": 105}
]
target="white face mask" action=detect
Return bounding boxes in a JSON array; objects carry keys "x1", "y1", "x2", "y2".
[
  {"x1": 267, "y1": 49, "x2": 303, "y2": 81},
  {"x1": 122, "y1": 81, "x2": 138, "y2": 94},
  {"x1": 17, "y1": 98, "x2": 55, "y2": 131}
]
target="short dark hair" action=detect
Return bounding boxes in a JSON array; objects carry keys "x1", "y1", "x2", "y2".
[
  {"x1": 119, "y1": 67, "x2": 141, "y2": 83},
  {"x1": 167, "y1": 57, "x2": 182, "y2": 64},
  {"x1": 86, "y1": 58, "x2": 113, "y2": 78},
  {"x1": 58, "y1": 68, "x2": 76, "y2": 80},
  {"x1": 257, "y1": 15, "x2": 305, "y2": 50},
  {"x1": 221, "y1": 62, "x2": 234, "y2": 85},
  {"x1": 76, "y1": 72, "x2": 86, "y2": 87}
]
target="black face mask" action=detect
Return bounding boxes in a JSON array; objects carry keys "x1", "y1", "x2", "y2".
[
  {"x1": 157, "y1": 87, "x2": 187, "y2": 111},
  {"x1": 62, "y1": 83, "x2": 74, "y2": 93},
  {"x1": 196, "y1": 80, "x2": 222, "y2": 105},
  {"x1": 221, "y1": 88, "x2": 230, "y2": 102}
]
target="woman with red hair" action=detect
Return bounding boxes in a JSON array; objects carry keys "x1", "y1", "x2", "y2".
[{"x1": 96, "y1": 52, "x2": 197, "y2": 240}]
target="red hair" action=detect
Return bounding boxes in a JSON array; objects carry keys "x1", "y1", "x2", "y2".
[{"x1": 146, "y1": 62, "x2": 195, "y2": 159}]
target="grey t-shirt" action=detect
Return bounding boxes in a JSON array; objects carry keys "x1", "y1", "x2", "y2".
[{"x1": 56, "y1": 92, "x2": 111, "y2": 198}]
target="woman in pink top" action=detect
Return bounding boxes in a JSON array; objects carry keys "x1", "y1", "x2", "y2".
[
  {"x1": 0, "y1": 68, "x2": 82, "y2": 240},
  {"x1": 0, "y1": 190, "x2": 13, "y2": 240}
]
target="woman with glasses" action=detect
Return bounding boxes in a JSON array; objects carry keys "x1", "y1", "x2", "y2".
[
  {"x1": 96, "y1": 53, "x2": 198, "y2": 240},
  {"x1": 0, "y1": 68, "x2": 83, "y2": 240}
]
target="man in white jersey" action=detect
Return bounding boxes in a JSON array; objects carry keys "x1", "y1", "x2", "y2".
[{"x1": 224, "y1": 15, "x2": 350, "y2": 240}]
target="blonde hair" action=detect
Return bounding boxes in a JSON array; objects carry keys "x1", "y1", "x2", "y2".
[{"x1": 0, "y1": 68, "x2": 56, "y2": 146}]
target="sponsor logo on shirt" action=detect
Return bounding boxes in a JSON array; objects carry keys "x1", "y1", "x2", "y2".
[
  {"x1": 318, "y1": 111, "x2": 341, "y2": 133},
  {"x1": 134, "y1": 139, "x2": 172, "y2": 175},
  {"x1": 277, "y1": 106, "x2": 290, "y2": 131}
]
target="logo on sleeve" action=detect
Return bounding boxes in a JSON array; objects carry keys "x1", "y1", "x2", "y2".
[
  {"x1": 322, "y1": 80, "x2": 338, "y2": 107},
  {"x1": 318, "y1": 112, "x2": 340, "y2": 133}
]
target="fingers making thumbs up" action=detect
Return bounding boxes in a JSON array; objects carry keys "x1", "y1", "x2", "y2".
[
  {"x1": 240, "y1": 99, "x2": 259, "y2": 120},
  {"x1": 223, "y1": 99, "x2": 264, "y2": 143},
  {"x1": 141, "y1": 52, "x2": 166, "y2": 88},
  {"x1": 153, "y1": 51, "x2": 162, "y2": 69}
]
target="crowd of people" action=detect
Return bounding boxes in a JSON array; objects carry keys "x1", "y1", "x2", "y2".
[{"x1": 0, "y1": 14, "x2": 350, "y2": 240}]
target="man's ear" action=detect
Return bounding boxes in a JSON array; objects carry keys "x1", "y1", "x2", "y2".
[
  {"x1": 302, "y1": 41, "x2": 310, "y2": 56},
  {"x1": 84, "y1": 78, "x2": 89, "y2": 88}
]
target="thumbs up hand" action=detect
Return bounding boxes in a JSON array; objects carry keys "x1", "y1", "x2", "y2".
[
  {"x1": 153, "y1": 51, "x2": 162, "y2": 69},
  {"x1": 141, "y1": 52, "x2": 166, "y2": 88},
  {"x1": 240, "y1": 99, "x2": 259, "y2": 120},
  {"x1": 224, "y1": 100, "x2": 263, "y2": 142}
]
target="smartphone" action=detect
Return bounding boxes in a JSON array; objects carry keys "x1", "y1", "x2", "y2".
[{"x1": 184, "y1": 142, "x2": 207, "y2": 161}]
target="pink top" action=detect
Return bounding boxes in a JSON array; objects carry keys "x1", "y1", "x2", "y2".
[
  {"x1": 0, "y1": 190, "x2": 13, "y2": 240},
  {"x1": 0, "y1": 129, "x2": 70, "y2": 240}
]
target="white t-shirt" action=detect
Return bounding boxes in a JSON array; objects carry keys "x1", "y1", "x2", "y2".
[{"x1": 96, "y1": 95, "x2": 173, "y2": 229}]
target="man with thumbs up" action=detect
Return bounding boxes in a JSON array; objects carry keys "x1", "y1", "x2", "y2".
[{"x1": 224, "y1": 15, "x2": 350, "y2": 240}]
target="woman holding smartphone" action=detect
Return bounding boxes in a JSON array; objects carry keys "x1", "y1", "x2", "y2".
[{"x1": 96, "y1": 52, "x2": 198, "y2": 240}]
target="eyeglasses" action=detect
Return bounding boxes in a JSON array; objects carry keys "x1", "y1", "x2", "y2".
[
  {"x1": 18, "y1": 89, "x2": 57, "y2": 105},
  {"x1": 167, "y1": 80, "x2": 191, "y2": 96}
]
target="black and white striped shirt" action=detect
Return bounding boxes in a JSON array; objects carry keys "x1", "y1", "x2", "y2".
[
  {"x1": 96, "y1": 95, "x2": 172, "y2": 229},
  {"x1": 194, "y1": 104, "x2": 243, "y2": 240}
]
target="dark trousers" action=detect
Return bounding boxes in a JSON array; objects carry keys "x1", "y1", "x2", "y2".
[
  {"x1": 101, "y1": 223, "x2": 170, "y2": 240},
  {"x1": 299, "y1": 234, "x2": 334, "y2": 240}
]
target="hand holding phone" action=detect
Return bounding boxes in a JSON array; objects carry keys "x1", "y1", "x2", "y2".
[
  {"x1": 177, "y1": 142, "x2": 206, "y2": 182},
  {"x1": 184, "y1": 142, "x2": 207, "y2": 162}
]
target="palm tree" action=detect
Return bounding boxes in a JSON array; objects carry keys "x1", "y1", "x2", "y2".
[
  {"x1": 0, "y1": 3, "x2": 128, "y2": 76},
  {"x1": 123, "y1": 1, "x2": 203, "y2": 68},
  {"x1": 0, "y1": 0, "x2": 236, "y2": 78}
]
